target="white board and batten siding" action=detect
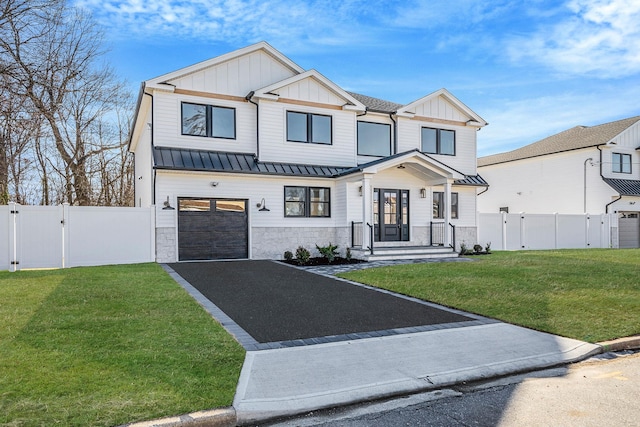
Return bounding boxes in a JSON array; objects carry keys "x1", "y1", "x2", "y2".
[
  {"x1": 167, "y1": 49, "x2": 297, "y2": 98},
  {"x1": 259, "y1": 99, "x2": 357, "y2": 167},
  {"x1": 152, "y1": 91, "x2": 257, "y2": 154}
]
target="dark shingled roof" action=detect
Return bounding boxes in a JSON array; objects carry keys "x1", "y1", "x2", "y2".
[
  {"x1": 479, "y1": 116, "x2": 640, "y2": 167},
  {"x1": 603, "y1": 178, "x2": 640, "y2": 196},
  {"x1": 153, "y1": 146, "x2": 488, "y2": 186},
  {"x1": 347, "y1": 91, "x2": 404, "y2": 113}
]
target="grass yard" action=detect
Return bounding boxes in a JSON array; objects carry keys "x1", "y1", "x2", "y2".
[
  {"x1": 0, "y1": 263, "x2": 245, "y2": 427},
  {"x1": 340, "y1": 249, "x2": 640, "y2": 343}
]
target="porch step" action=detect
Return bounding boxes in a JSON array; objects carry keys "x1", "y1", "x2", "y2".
[{"x1": 351, "y1": 246, "x2": 458, "y2": 261}]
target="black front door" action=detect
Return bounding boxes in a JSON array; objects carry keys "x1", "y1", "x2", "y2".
[{"x1": 374, "y1": 189, "x2": 409, "y2": 242}]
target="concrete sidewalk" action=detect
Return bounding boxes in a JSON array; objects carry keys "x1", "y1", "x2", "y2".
[{"x1": 233, "y1": 322, "x2": 600, "y2": 425}]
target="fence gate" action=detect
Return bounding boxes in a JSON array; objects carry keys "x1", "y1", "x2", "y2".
[{"x1": 1, "y1": 203, "x2": 155, "y2": 272}]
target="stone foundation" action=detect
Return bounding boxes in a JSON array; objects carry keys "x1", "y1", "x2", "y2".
[
  {"x1": 156, "y1": 227, "x2": 177, "y2": 263},
  {"x1": 251, "y1": 227, "x2": 350, "y2": 260}
]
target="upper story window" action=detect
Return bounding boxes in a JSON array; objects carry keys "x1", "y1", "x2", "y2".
[
  {"x1": 612, "y1": 153, "x2": 632, "y2": 174},
  {"x1": 181, "y1": 102, "x2": 236, "y2": 139},
  {"x1": 422, "y1": 127, "x2": 455, "y2": 155},
  {"x1": 284, "y1": 186, "x2": 331, "y2": 217},
  {"x1": 286, "y1": 111, "x2": 332, "y2": 144},
  {"x1": 357, "y1": 121, "x2": 391, "y2": 157},
  {"x1": 433, "y1": 192, "x2": 459, "y2": 219}
]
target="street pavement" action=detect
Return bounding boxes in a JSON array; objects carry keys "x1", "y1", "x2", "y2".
[{"x1": 260, "y1": 351, "x2": 640, "y2": 427}]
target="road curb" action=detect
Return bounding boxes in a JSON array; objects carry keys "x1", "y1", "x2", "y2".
[
  {"x1": 598, "y1": 335, "x2": 640, "y2": 352},
  {"x1": 123, "y1": 407, "x2": 236, "y2": 427}
]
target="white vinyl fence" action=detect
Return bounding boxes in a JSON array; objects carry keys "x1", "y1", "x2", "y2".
[
  {"x1": 1, "y1": 203, "x2": 155, "y2": 272},
  {"x1": 478, "y1": 212, "x2": 617, "y2": 251}
]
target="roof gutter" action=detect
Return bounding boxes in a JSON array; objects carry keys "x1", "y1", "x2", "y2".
[
  {"x1": 597, "y1": 145, "x2": 621, "y2": 214},
  {"x1": 389, "y1": 113, "x2": 397, "y2": 155},
  {"x1": 246, "y1": 91, "x2": 260, "y2": 162}
]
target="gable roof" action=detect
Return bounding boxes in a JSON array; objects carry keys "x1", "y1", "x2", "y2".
[
  {"x1": 145, "y1": 41, "x2": 304, "y2": 89},
  {"x1": 253, "y1": 70, "x2": 366, "y2": 111},
  {"x1": 397, "y1": 88, "x2": 488, "y2": 126},
  {"x1": 479, "y1": 116, "x2": 640, "y2": 167}
]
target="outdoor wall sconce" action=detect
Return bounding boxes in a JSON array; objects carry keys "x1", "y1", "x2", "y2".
[
  {"x1": 162, "y1": 196, "x2": 175, "y2": 210},
  {"x1": 257, "y1": 198, "x2": 270, "y2": 211},
  {"x1": 420, "y1": 188, "x2": 427, "y2": 198},
  {"x1": 358, "y1": 186, "x2": 363, "y2": 197},
  {"x1": 210, "y1": 182, "x2": 219, "y2": 187}
]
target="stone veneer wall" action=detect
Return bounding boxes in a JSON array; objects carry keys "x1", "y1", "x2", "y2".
[
  {"x1": 454, "y1": 226, "x2": 478, "y2": 253},
  {"x1": 156, "y1": 227, "x2": 177, "y2": 263},
  {"x1": 251, "y1": 227, "x2": 351, "y2": 260}
]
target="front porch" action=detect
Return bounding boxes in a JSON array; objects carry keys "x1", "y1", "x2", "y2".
[{"x1": 350, "y1": 221, "x2": 458, "y2": 261}]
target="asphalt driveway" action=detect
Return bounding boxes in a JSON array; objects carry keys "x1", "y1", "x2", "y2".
[{"x1": 168, "y1": 260, "x2": 474, "y2": 344}]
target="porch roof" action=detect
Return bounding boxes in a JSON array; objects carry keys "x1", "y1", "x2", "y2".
[
  {"x1": 603, "y1": 178, "x2": 640, "y2": 196},
  {"x1": 153, "y1": 146, "x2": 488, "y2": 185}
]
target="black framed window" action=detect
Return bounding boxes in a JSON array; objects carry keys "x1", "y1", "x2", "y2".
[
  {"x1": 286, "y1": 111, "x2": 332, "y2": 144},
  {"x1": 421, "y1": 127, "x2": 455, "y2": 155},
  {"x1": 433, "y1": 192, "x2": 458, "y2": 219},
  {"x1": 612, "y1": 153, "x2": 632, "y2": 174},
  {"x1": 357, "y1": 121, "x2": 391, "y2": 156},
  {"x1": 181, "y1": 102, "x2": 236, "y2": 139},
  {"x1": 284, "y1": 186, "x2": 330, "y2": 217}
]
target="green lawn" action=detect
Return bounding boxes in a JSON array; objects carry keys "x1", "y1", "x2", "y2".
[
  {"x1": 340, "y1": 249, "x2": 640, "y2": 343},
  {"x1": 0, "y1": 263, "x2": 245, "y2": 427}
]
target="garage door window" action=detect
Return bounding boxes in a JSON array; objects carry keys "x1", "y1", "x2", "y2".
[
  {"x1": 179, "y1": 199, "x2": 211, "y2": 211},
  {"x1": 216, "y1": 200, "x2": 245, "y2": 212}
]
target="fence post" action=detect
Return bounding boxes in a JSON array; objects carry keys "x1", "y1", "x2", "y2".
[
  {"x1": 520, "y1": 214, "x2": 526, "y2": 249},
  {"x1": 554, "y1": 213, "x2": 559, "y2": 249},
  {"x1": 9, "y1": 202, "x2": 18, "y2": 272},
  {"x1": 501, "y1": 212, "x2": 507, "y2": 250},
  {"x1": 150, "y1": 205, "x2": 156, "y2": 262},
  {"x1": 585, "y1": 213, "x2": 590, "y2": 248}
]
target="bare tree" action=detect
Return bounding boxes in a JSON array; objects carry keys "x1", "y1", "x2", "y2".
[{"x1": 0, "y1": 0, "x2": 134, "y2": 206}]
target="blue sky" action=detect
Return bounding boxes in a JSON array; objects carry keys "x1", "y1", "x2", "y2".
[{"x1": 75, "y1": 0, "x2": 640, "y2": 156}]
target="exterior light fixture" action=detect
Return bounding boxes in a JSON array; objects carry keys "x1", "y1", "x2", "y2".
[
  {"x1": 162, "y1": 196, "x2": 175, "y2": 210},
  {"x1": 397, "y1": 164, "x2": 406, "y2": 169},
  {"x1": 420, "y1": 188, "x2": 427, "y2": 198},
  {"x1": 358, "y1": 186, "x2": 363, "y2": 197},
  {"x1": 257, "y1": 198, "x2": 270, "y2": 211}
]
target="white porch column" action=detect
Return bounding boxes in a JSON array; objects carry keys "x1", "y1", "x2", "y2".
[
  {"x1": 362, "y1": 174, "x2": 373, "y2": 251},
  {"x1": 443, "y1": 179, "x2": 453, "y2": 248}
]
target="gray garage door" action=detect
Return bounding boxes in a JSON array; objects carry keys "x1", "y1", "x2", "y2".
[
  {"x1": 178, "y1": 198, "x2": 248, "y2": 260},
  {"x1": 619, "y1": 214, "x2": 640, "y2": 249}
]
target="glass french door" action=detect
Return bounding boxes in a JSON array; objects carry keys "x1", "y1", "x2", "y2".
[{"x1": 373, "y1": 189, "x2": 409, "y2": 242}]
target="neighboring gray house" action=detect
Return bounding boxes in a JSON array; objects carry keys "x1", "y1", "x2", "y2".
[
  {"x1": 478, "y1": 116, "x2": 640, "y2": 248},
  {"x1": 129, "y1": 42, "x2": 489, "y2": 262}
]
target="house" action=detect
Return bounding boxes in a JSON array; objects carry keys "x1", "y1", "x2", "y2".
[
  {"x1": 477, "y1": 116, "x2": 640, "y2": 248},
  {"x1": 128, "y1": 42, "x2": 489, "y2": 262}
]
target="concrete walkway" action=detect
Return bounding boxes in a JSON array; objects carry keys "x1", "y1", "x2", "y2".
[
  {"x1": 233, "y1": 323, "x2": 600, "y2": 424},
  {"x1": 161, "y1": 261, "x2": 602, "y2": 426}
]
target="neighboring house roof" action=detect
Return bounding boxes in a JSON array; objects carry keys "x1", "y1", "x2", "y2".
[
  {"x1": 603, "y1": 178, "x2": 640, "y2": 196},
  {"x1": 479, "y1": 116, "x2": 640, "y2": 167},
  {"x1": 153, "y1": 146, "x2": 487, "y2": 185}
]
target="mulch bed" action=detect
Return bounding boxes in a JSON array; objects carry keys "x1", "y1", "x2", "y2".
[
  {"x1": 279, "y1": 257, "x2": 365, "y2": 267},
  {"x1": 169, "y1": 260, "x2": 472, "y2": 343}
]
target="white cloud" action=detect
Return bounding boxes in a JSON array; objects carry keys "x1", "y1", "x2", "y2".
[
  {"x1": 506, "y1": 0, "x2": 640, "y2": 78},
  {"x1": 477, "y1": 84, "x2": 640, "y2": 156},
  {"x1": 74, "y1": 0, "x2": 386, "y2": 50}
]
